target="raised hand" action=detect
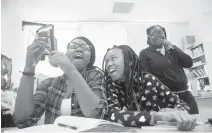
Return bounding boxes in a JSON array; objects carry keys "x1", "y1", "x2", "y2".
[
  {"x1": 25, "y1": 38, "x2": 50, "y2": 71},
  {"x1": 49, "y1": 51, "x2": 72, "y2": 74}
]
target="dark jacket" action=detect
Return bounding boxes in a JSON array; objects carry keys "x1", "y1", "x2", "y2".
[{"x1": 139, "y1": 45, "x2": 193, "y2": 92}]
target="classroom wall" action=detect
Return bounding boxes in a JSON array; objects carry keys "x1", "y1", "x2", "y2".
[{"x1": 1, "y1": 0, "x2": 24, "y2": 88}]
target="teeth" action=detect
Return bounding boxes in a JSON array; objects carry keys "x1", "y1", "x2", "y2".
[
  {"x1": 109, "y1": 69, "x2": 116, "y2": 73},
  {"x1": 74, "y1": 54, "x2": 83, "y2": 59}
]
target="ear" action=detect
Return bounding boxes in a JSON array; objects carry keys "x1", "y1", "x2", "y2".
[{"x1": 147, "y1": 36, "x2": 151, "y2": 45}]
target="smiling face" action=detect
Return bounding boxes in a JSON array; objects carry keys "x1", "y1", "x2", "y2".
[
  {"x1": 105, "y1": 48, "x2": 125, "y2": 82},
  {"x1": 66, "y1": 38, "x2": 91, "y2": 72},
  {"x1": 148, "y1": 26, "x2": 166, "y2": 48}
]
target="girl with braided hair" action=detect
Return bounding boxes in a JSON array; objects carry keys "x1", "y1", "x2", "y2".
[{"x1": 103, "y1": 45, "x2": 196, "y2": 130}]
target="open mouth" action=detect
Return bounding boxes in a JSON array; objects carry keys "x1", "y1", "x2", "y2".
[
  {"x1": 73, "y1": 53, "x2": 84, "y2": 59},
  {"x1": 108, "y1": 68, "x2": 116, "y2": 74}
]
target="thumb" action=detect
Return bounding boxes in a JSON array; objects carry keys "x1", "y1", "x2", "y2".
[
  {"x1": 32, "y1": 47, "x2": 43, "y2": 55},
  {"x1": 50, "y1": 51, "x2": 58, "y2": 56},
  {"x1": 48, "y1": 56, "x2": 58, "y2": 68}
]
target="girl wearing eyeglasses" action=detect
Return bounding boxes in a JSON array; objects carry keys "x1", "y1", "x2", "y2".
[
  {"x1": 14, "y1": 36, "x2": 108, "y2": 129},
  {"x1": 139, "y1": 25, "x2": 199, "y2": 114}
]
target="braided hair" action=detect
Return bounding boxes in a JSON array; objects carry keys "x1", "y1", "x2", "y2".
[
  {"x1": 146, "y1": 25, "x2": 167, "y2": 45},
  {"x1": 102, "y1": 45, "x2": 145, "y2": 108}
]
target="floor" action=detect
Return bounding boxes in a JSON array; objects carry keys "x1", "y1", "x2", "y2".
[{"x1": 194, "y1": 97, "x2": 212, "y2": 122}]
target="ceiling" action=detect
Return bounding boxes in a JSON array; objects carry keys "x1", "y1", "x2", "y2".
[{"x1": 4, "y1": 0, "x2": 212, "y2": 22}]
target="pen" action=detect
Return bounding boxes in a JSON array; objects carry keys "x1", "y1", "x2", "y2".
[{"x1": 57, "y1": 123, "x2": 78, "y2": 130}]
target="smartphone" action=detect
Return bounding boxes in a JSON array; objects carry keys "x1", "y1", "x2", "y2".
[{"x1": 36, "y1": 24, "x2": 57, "y2": 60}]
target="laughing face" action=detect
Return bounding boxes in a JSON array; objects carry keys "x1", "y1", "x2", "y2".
[
  {"x1": 66, "y1": 39, "x2": 91, "y2": 71},
  {"x1": 105, "y1": 48, "x2": 125, "y2": 82}
]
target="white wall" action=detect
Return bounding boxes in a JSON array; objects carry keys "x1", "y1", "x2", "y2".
[
  {"x1": 78, "y1": 23, "x2": 127, "y2": 68},
  {"x1": 1, "y1": 0, "x2": 23, "y2": 88},
  {"x1": 2, "y1": 0, "x2": 209, "y2": 88},
  {"x1": 126, "y1": 22, "x2": 188, "y2": 55}
]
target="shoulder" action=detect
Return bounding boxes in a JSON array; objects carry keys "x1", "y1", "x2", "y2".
[
  {"x1": 87, "y1": 66, "x2": 104, "y2": 78},
  {"x1": 37, "y1": 75, "x2": 64, "y2": 91},
  {"x1": 37, "y1": 78, "x2": 53, "y2": 88},
  {"x1": 142, "y1": 73, "x2": 157, "y2": 82},
  {"x1": 139, "y1": 47, "x2": 149, "y2": 56}
]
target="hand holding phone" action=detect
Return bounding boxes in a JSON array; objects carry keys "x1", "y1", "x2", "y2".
[{"x1": 36, "y1": 24, "x2": 57, "y2": 60}]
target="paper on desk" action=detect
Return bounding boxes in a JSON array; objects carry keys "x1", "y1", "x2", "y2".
[
  {"x1": 54, "y1": 116, "x2": 123, "y2": 131},
  {"x1": 4, "y1": 124, "x2": 75, "y2": 132}
]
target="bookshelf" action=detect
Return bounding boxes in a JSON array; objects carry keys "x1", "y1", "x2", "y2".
[{"x1": 182, "y1": 36, "x2": 211, "y2": 93}]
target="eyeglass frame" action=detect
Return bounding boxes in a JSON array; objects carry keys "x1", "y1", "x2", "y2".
[{"x1": 67, "y1": 42, "x2": 92, "y2": 51}]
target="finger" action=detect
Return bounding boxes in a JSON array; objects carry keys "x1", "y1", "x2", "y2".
[
  {"x1": 184, "y1": 113, "x2": 193, "y2": 130},
  {"x1": 50, "y1": 51, "x2": 58, "y2": 56},
  {"x1": 34, "y1": 37, "x2": 51, "y2": 49},
  {"x1": 42, "y1": 49, "x2": 50, "y2": 55},
  {"x1": 34, "y1": 37, "x2": 47, "y2": 42},
  {"x1": 27, "y1": 42, "x2": 42, "y2": 51},
  {"x1": 36, "y1": 40, "x2": 51, "y2": 49},
  {"x1": 179, "y1": 112, "x2": 190, "y2": 131},
  {"x1": 32, "y1": 47, "x2": 43, "y2": 56},
  {"x1": 49, "y1": 57, "x2": 58, "y2": 68},
  {"x1": 30, "y1": 45, "x2": 46, "y2": 57},
  {"x1": 190, "y1": 117, "x2": 197, "y2": 130},
  {"x1": 174, "y1": 113, "x2": 184, "y2": 130},
  {"x1": 184, "y1": 112, "x2": 196, "y2": 130}
]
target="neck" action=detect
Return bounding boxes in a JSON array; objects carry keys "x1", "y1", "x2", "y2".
[
  {"x1": 149, "y1": 45, "x2": 163, "y2": 50},
  {"x1": 79, "y1": 67, "x2": 87, "y2": 75}
]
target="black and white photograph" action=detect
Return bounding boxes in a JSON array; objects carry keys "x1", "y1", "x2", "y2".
[{"x1": 1, "y1": 0, "x2": 212, "y2": 132}]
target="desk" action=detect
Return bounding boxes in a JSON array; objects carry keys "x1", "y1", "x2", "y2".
[{"x1": 2, "y1": 123, "x2": 211, "y2": 132}]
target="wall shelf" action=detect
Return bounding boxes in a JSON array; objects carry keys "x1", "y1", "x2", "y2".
[
  {"x1": 192, "y1": 53, "x2": 204, "y2": 60},
  {"x1": 187, "y1": 43, "x2": 203, "y2": 50},
  {"x1": 194, "y1": 76, "x2": 208, "y2": 80},
  {"x1": 183, "y1": 39, "x2": 211, "y2": 92},
  {"x1": 190, "y1": 63, "x2": 206, "y2": 69}
]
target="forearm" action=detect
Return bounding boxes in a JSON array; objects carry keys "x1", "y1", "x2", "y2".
[
  {"x1": 108, "y1": 109, "x2": 154, "y2": 127},
  {"x1": 172, "y1": 45, "x2": 193, "y2": 68},
  {"x1": 14, "y1": 67, "x2": 35, "y2": 121},
  {"x1": 66, "y1": 65, "x2": 100, "y2": 117}
]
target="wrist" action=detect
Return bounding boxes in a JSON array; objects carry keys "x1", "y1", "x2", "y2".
[
  {"x1": 24, "y1": 65, "x2": 35, "y2": 73},
  {"x1": 153, "y1": 112, "x2": 164, "y2": 122}
]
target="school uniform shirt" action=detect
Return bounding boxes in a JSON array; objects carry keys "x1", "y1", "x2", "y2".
[
  {"x1": 139, "y1": 45, "x2": 193, "y2": 92},
  {"x1": 13, "y1": 67, "x2": 108, "y2": 129},
  {"x1": 107, "y1": 73, "x2": 190, "y2": 127}
]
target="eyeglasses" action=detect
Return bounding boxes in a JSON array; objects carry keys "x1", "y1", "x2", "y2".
[
  {"x1": 68, "y1": 42, "x2": 91, "y2": 51},
  {"x1": 150, "y1": 33, "x2": 165, "y2": 38}
]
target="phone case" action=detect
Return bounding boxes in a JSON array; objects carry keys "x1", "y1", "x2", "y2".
[{"x1": 36, "y1": 24, "x2": 57, "y2": 60}]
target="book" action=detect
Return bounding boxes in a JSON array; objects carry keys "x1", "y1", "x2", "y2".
[
  {"x1": 192, "y1": 70, "x2": 199, "y2": 77},
  {"x1": 53, "y1": 116, "x2": 134, "y2": 132},
  {"x1": 199, "y1": 68, "x2": 206, "y2": 76}
]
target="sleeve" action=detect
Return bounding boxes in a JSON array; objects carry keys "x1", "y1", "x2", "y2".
[
  {"x1": 139, "y1": 50, "x2": 151, "y2": 72},
  {"x1": 13, "y1": 78, "x2": 52, "y2": 129},
  {"x1": 107, "y1": 84, "x2": 155, "y2": 127},
  {"x1": 171, "y1": 45, "x2": 193, "y2": 68},
  {"x1": 87, "y1": 68, "x2": 108, "y2": 119},
  {"x1": 141, "y1": 73, "x2": 190, "y2": 113}
]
